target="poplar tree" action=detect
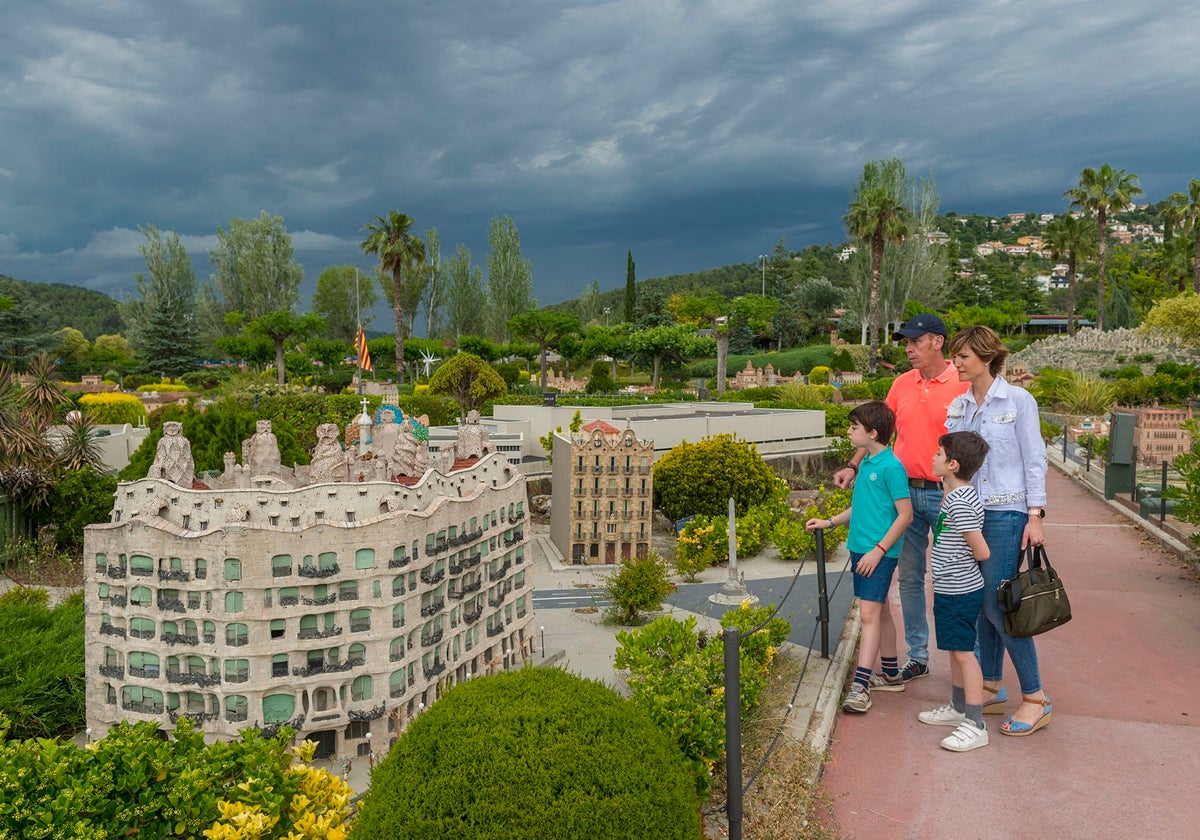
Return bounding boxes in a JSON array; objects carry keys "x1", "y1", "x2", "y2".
[{"x1": 485, "y1": 214, "x2": 534, "y2": 341}]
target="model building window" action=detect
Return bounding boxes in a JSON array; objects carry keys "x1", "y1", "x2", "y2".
[
  {"x1": 271, "y1": 654, "x2": 289, "y2": 677},
  {"x1": 130, "y1": 586, "x2": 152, "y2": 607},
  {"x1": 195, "y1": 558, "x2": 207, "y2": 579},
  {"x1": 352, "y1": 675, "x2": 373, "y2": 701},
  {"x1": 225, "y1": 695, "x2": 248, "y2": 722},
  {"x1": 270, "y1": 619, "x2": 285, "y2": 639},
  {"x1": 130, "y1": 555, "x2": 153, "y2": 576},
  {"x1": 226, "y1": 623, "x2": 248, "y2": 646},
  {"x1": 348, "y1": 643, "x2": 367, "y2": 665},
  {"x1": 263, "y1": 693, "x2": 295, "y2": 723},
  {"x1": 223, "y1": 558, "x2": 241, "y2": 581},
  {"x1": 224, "y1": 591, "x2": 244, "y2": 613},
  {"x1": 355, "y1": 548, "x2": 375, "y2": 570},
  {"x1": 225, "y1": 659, "x2": 249, "y2": 683},
  {"x1": 339, "y1": 581, "x2": 359, "y2": 601},
  {"x1": 318, "y1": 552, "x2": 337, "y2": 571},
  {"x1": 272, "y1": 555, "x2": 292, "y2": 577},
  {"x1": 351, "y1": 609, "x2": 371, "y2": 632},
  {"x1": 129, "y1": 651, "x2": 160, "y2": 678}
]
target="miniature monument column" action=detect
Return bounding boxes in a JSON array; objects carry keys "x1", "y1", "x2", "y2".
[{"x1": 710, "y1": 497, "x2": 758, "y2": 606}]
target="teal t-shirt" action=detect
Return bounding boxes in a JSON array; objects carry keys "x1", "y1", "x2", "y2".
[{"x1": 847, "y1": 446, "x2": 909, "y2": 558}]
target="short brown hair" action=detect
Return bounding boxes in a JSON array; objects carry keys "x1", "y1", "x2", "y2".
[
  {"x1": 938, "y1": 431, "x2": 989, "y2": 481},
  {"x1": 848, "y1": 400, "x2": 896, "y2": 444},
  {"x1": 947, "y1": 325, "x2": 1008, "y2": 377}
]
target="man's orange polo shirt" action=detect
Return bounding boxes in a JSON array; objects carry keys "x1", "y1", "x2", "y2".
[{"x1": 885, "y1": 360, "x2": 969, "y2": 482}]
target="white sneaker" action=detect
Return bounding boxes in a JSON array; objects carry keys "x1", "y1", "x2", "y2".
[
  {"x1": 940, "y1": 721, "x2": 989, "y2": 752},
  {"x1": 918, "y1": 703, "x2": 965, "y2": 726}
]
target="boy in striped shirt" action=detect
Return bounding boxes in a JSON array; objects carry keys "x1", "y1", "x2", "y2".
[{"x1": 918, "y1": 431, "x2": 992, "y2": 752}]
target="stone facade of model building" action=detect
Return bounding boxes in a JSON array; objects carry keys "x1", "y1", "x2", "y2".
[{"x1": 83, "y1": 405, "x2": 533, "y2": 760}]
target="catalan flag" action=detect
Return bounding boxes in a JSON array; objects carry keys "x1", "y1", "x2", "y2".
[{"x1": 355, "y1": 323, "x2": 373, "y2": 373}]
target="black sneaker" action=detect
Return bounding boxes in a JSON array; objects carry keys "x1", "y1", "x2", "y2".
[{"x1": 899, "y1": 659, "x2": 929, "y2": 682}]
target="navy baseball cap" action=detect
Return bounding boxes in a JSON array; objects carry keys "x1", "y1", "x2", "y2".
[{"x1": 892, "y1": 314, "x2": 948, "y2": 340}]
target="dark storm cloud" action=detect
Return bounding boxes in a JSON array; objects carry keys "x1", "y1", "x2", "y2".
[{"x1": 2, "y1": 0, "x2": 1199, "y2": 314}]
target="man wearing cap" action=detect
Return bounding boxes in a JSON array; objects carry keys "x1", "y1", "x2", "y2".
[{"x1": 833, "y1": 314, "x2": 969, "y2": 683}]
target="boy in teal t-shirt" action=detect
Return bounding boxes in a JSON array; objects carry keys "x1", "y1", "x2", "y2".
[{"x1": 808, "y1": 400, "x2": 913, "y2": 712}]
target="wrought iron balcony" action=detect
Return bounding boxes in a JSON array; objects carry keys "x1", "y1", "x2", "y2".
[
  {"x1": 420, "y1": 627, "x2": 444, "y2": 647},
  {"x1": 297, "y1": 626, "x2": 343, "y2": 640},
  {"x1": 422, "y1": 660, "x2": 446, "y2": 679},
  {"x1": 298, "y1": 564, "x2": 340, "y2": 578},
  {"x1": 158, "y1": 569, "x2": 191, "y2": 582},
  {"x1": 420, "y1": 599, "x2": 445, "y2": 617},
  {"x1": 99, "y1": 624, "x2": 126, "y2": 638},
  {"x1": 161, "y1": 632, "x2": 199, "y2": 646},
  {"x1": 99, "y1": 664, "x2": 124, "y2": 679}
]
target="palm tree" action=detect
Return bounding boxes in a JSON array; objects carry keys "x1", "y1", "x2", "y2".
[
  {"x1": 845, "y1": 160, "x2": 912, "y2": 373},
  {"x1": 1064, "y1": 164, "x2": 1143, "y2": 330},
  {"x1": 1165, "y1": 179, "x2": 1200, "y2": 293},
  {"x1": 1042, "y1": 214, "x2": 1095, "y2": 335},
  {"x1": 361, "y1": 212, "x2": 426, "y2": 384}
]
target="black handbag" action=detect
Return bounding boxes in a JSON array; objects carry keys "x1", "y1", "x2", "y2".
[{"x1": 996, "y1": 544, "x2": 1072, "y2": 637}]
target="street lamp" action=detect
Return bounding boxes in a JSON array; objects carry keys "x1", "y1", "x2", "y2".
[
  {"x1": 540, "y1": 625, "x2": 546, "y2": 654},
  {"x1": 758, "y1": 255, "x2": 767, "y2": 296}
]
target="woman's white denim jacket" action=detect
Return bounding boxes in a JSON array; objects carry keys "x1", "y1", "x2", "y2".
[{"x1": 945, "y1": 376, "x2": 1047, "y2": 512}]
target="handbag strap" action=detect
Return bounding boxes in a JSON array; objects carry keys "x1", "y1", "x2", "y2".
[{"x1": 1024, "y1": 543, "x2": 1050, "y2": 572}]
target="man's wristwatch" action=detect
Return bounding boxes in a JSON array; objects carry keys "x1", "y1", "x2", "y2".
[{"x1": 1028, "y1": 508, "x2": 1046, "y2": 519}]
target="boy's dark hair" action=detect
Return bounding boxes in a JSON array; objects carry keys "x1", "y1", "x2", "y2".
[
  {"x1": 939, "y1": 431, "x2": 989, "y2": 480},
  {"x1": 848, "y1": 400, "x2": 896, "y2": 444}
]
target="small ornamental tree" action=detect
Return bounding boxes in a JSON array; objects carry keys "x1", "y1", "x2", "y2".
[
  {"x1": 653, "y1": 434, "x2": 778, "y2": 522},
  {"x1": 427, "y1": 352, "x2": 507, "y2": 421},
  {"x1": 604, "y1": 551, "x2": 674, "y2": 625},
  {"x1": 351, "y1": 668, "x2": 702, "y2": 840}
]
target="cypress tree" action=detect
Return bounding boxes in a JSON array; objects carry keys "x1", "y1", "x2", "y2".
[{"x1": 624, "y1": 250, "x2": 636, "y2": 323}]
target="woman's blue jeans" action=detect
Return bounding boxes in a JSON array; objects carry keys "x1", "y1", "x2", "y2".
[{"x1": 978, "y1": 509, "x2": 1043, "y2": 695}]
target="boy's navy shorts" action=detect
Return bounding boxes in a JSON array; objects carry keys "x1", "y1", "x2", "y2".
[
  {"x1": 934, "y1": 588, "x2": 984, "y2": 651},
  {"x1": 849, "y1": 550, "x2": 898, "y2": 604}
]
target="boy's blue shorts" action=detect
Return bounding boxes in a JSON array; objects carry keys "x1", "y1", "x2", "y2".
[
  {"x1": 934, "y1": 588, "x2": 985, "y2": 651},
  {"x1": 849, "y1": 550, "x2": 898, "y2": 604}
]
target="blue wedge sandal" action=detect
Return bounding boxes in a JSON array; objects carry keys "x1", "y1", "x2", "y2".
[{"x1": 1000, "y1": 695, "x2": 1051, "y2": 736}]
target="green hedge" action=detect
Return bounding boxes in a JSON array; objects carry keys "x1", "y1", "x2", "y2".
[
  {"x1": 687, "y1": 345, "x2": 837, "y2": 379},
  {"x1": 0, "y1": 589, "x2": 85, "y2": 739},
  {"x1": 352, "y1": 668, "x2": 702, "y2": 840}
]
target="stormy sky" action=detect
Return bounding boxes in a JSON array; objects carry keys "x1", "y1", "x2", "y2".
[{"x1": 2, "y1": 0, "x2": 1198, "y2": 327}]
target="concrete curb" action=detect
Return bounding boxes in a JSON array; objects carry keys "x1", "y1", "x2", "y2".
[{"x1": 803, "y1": 597, "x2": 860, "y2": 762}]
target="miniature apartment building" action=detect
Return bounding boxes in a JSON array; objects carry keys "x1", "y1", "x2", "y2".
[
  {"x1": 1129, "y1": 406, "x2": 1195, "y2": 465},
  {"x1": 549, "y1": 420, "x2": 653, "y2": 565},
  {"x1": 83, "y1": 407, "x2": 533, "y2": 761}
]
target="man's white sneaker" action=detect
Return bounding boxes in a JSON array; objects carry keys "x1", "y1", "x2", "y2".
[
  {"x1": 940, "y1": 721, "x2": 989, "y2": 752},
  {"x1": 918, "y1": 703, "x2": 965, "y2": 726}
]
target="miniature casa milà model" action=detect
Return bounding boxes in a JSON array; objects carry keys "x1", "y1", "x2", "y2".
[{"x1": 83, "y1": 404, "x2": 534, "y2": 760}]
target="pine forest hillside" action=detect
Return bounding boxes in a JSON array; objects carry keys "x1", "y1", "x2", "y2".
[{"x1": 0, "y1": 275, "x2": 123, "y2": 341}]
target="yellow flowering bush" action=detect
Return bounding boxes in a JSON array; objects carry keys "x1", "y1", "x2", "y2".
[
  {"x1": 136, "y1": 382, "x2": 192, "y2": 392},
  {"x1": 79, "y1": 392, "x2": 147, "y2": 425}
]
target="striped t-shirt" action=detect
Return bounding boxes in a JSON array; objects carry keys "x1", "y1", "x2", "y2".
[{"x1": 930, "y1": 485, "x2": 985, "y2": 595}]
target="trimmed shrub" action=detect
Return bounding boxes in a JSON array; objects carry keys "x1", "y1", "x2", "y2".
[
  {"x1": 135, "y1": 382, "x2": 191, "y2": 393},
  {"x1": 808, "y1": 365, "x2": 832, "y2": 384},
  {"x1": 614, "y1": 605, "x2": 789, "y2": 793},
  {"x1": 79, "y1": 392, "x2": 147, "y2": 425},
  {"x1": 351, "y1": 668, "x2": 702, "y2": 840},
  {"x1": 653, "y1": 434, "x2": 779, "y2": 522}
]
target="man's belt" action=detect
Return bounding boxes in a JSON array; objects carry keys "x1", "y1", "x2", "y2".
[{"x1": 908, "y1": 478, "x2": 942, "y2": 490}]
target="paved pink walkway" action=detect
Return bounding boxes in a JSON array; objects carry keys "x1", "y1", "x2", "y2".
[{"x1": 820, "y1": 467, "x2": 1200, "y2": 840}]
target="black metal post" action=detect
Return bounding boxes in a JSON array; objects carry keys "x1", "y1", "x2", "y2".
[
  {"x1": 1131, "y1": 446, "x2": 1139, "y2": 501},
  {"x1": 1160, "y1": 461, "x2": 1168, "y2": 526},
  {"x1": 723, "y1": 625, "x2": 743, "y2": 840},
  {"x1": 1062, "y1": 434, "x2": 1068, "y2": 461},
  {"x1": 1085, "y1": 441, "x2": 1092, "y2": 473},
  {"x1": 815, "y1": 528, "x2": 830, "y2": 659}
]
